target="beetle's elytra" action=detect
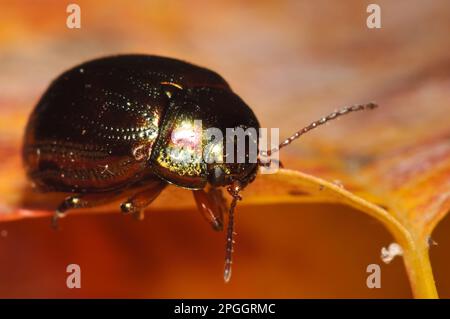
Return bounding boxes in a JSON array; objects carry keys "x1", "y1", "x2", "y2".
[{"x1": 23, "y1": 54, "x2": 377, "y2": 282}]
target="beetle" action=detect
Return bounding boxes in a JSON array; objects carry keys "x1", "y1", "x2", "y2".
[{"x1": 23, "y1": 54, "x2": 377, "y2": 282}]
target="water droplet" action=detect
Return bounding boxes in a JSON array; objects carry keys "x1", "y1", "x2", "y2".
[{"x1": 381, "y1": 243, "x2": 403, "y2": 264}]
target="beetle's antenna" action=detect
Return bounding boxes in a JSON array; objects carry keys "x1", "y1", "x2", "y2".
[
  {"x1": 224, "y1": 182, "x2": 242, "y2": 282},
  {"x1": 266, "y1": 102, "x2": 377, "y2": 156}
]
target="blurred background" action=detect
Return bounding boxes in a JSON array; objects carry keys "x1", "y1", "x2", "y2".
[{"x1": 1, "y1": 0, "x2": 450, "y2": 298}]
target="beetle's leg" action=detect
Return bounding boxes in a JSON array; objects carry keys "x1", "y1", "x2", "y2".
[
  {"x1": 209, "y1": 188, "x2": 228, "y2": 219},
  {"x1": 53, "y1": 190, "x2": 123, "y2": 229},
  {"x1": 120, "y1": 180, "x2": 166, "y2": 220},
  {"x1": 193, "y1": 188, "x2": 227, "y2": 231}
]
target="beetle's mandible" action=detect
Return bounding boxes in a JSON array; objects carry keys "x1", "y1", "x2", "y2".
[{"x1": 22, "y1": 54, "x2": 378, "y2": 282}]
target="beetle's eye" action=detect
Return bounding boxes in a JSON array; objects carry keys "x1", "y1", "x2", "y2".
[{"x1": 208, "y1": 166, "x2": 226, "y2": 186}]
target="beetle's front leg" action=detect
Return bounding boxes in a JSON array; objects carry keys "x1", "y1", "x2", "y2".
[
  {"x1": 53, "y1": 190, "x2": 123, "y2": 229},
  {"x1": 193, "y1": 188, "x2": 227, "y2": 231},
  {"x1": 120, "y1": 179, "x2": 166, "y2": 220}
]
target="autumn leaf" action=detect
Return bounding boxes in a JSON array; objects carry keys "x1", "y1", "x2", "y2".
[{"x1": 2, "y1": 77, "x2": 450, "y2": 298}]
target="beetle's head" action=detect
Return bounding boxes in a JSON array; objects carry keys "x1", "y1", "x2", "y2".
[{"x1": 204, "y1": 129, "x2": 259, "y2": 188}]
